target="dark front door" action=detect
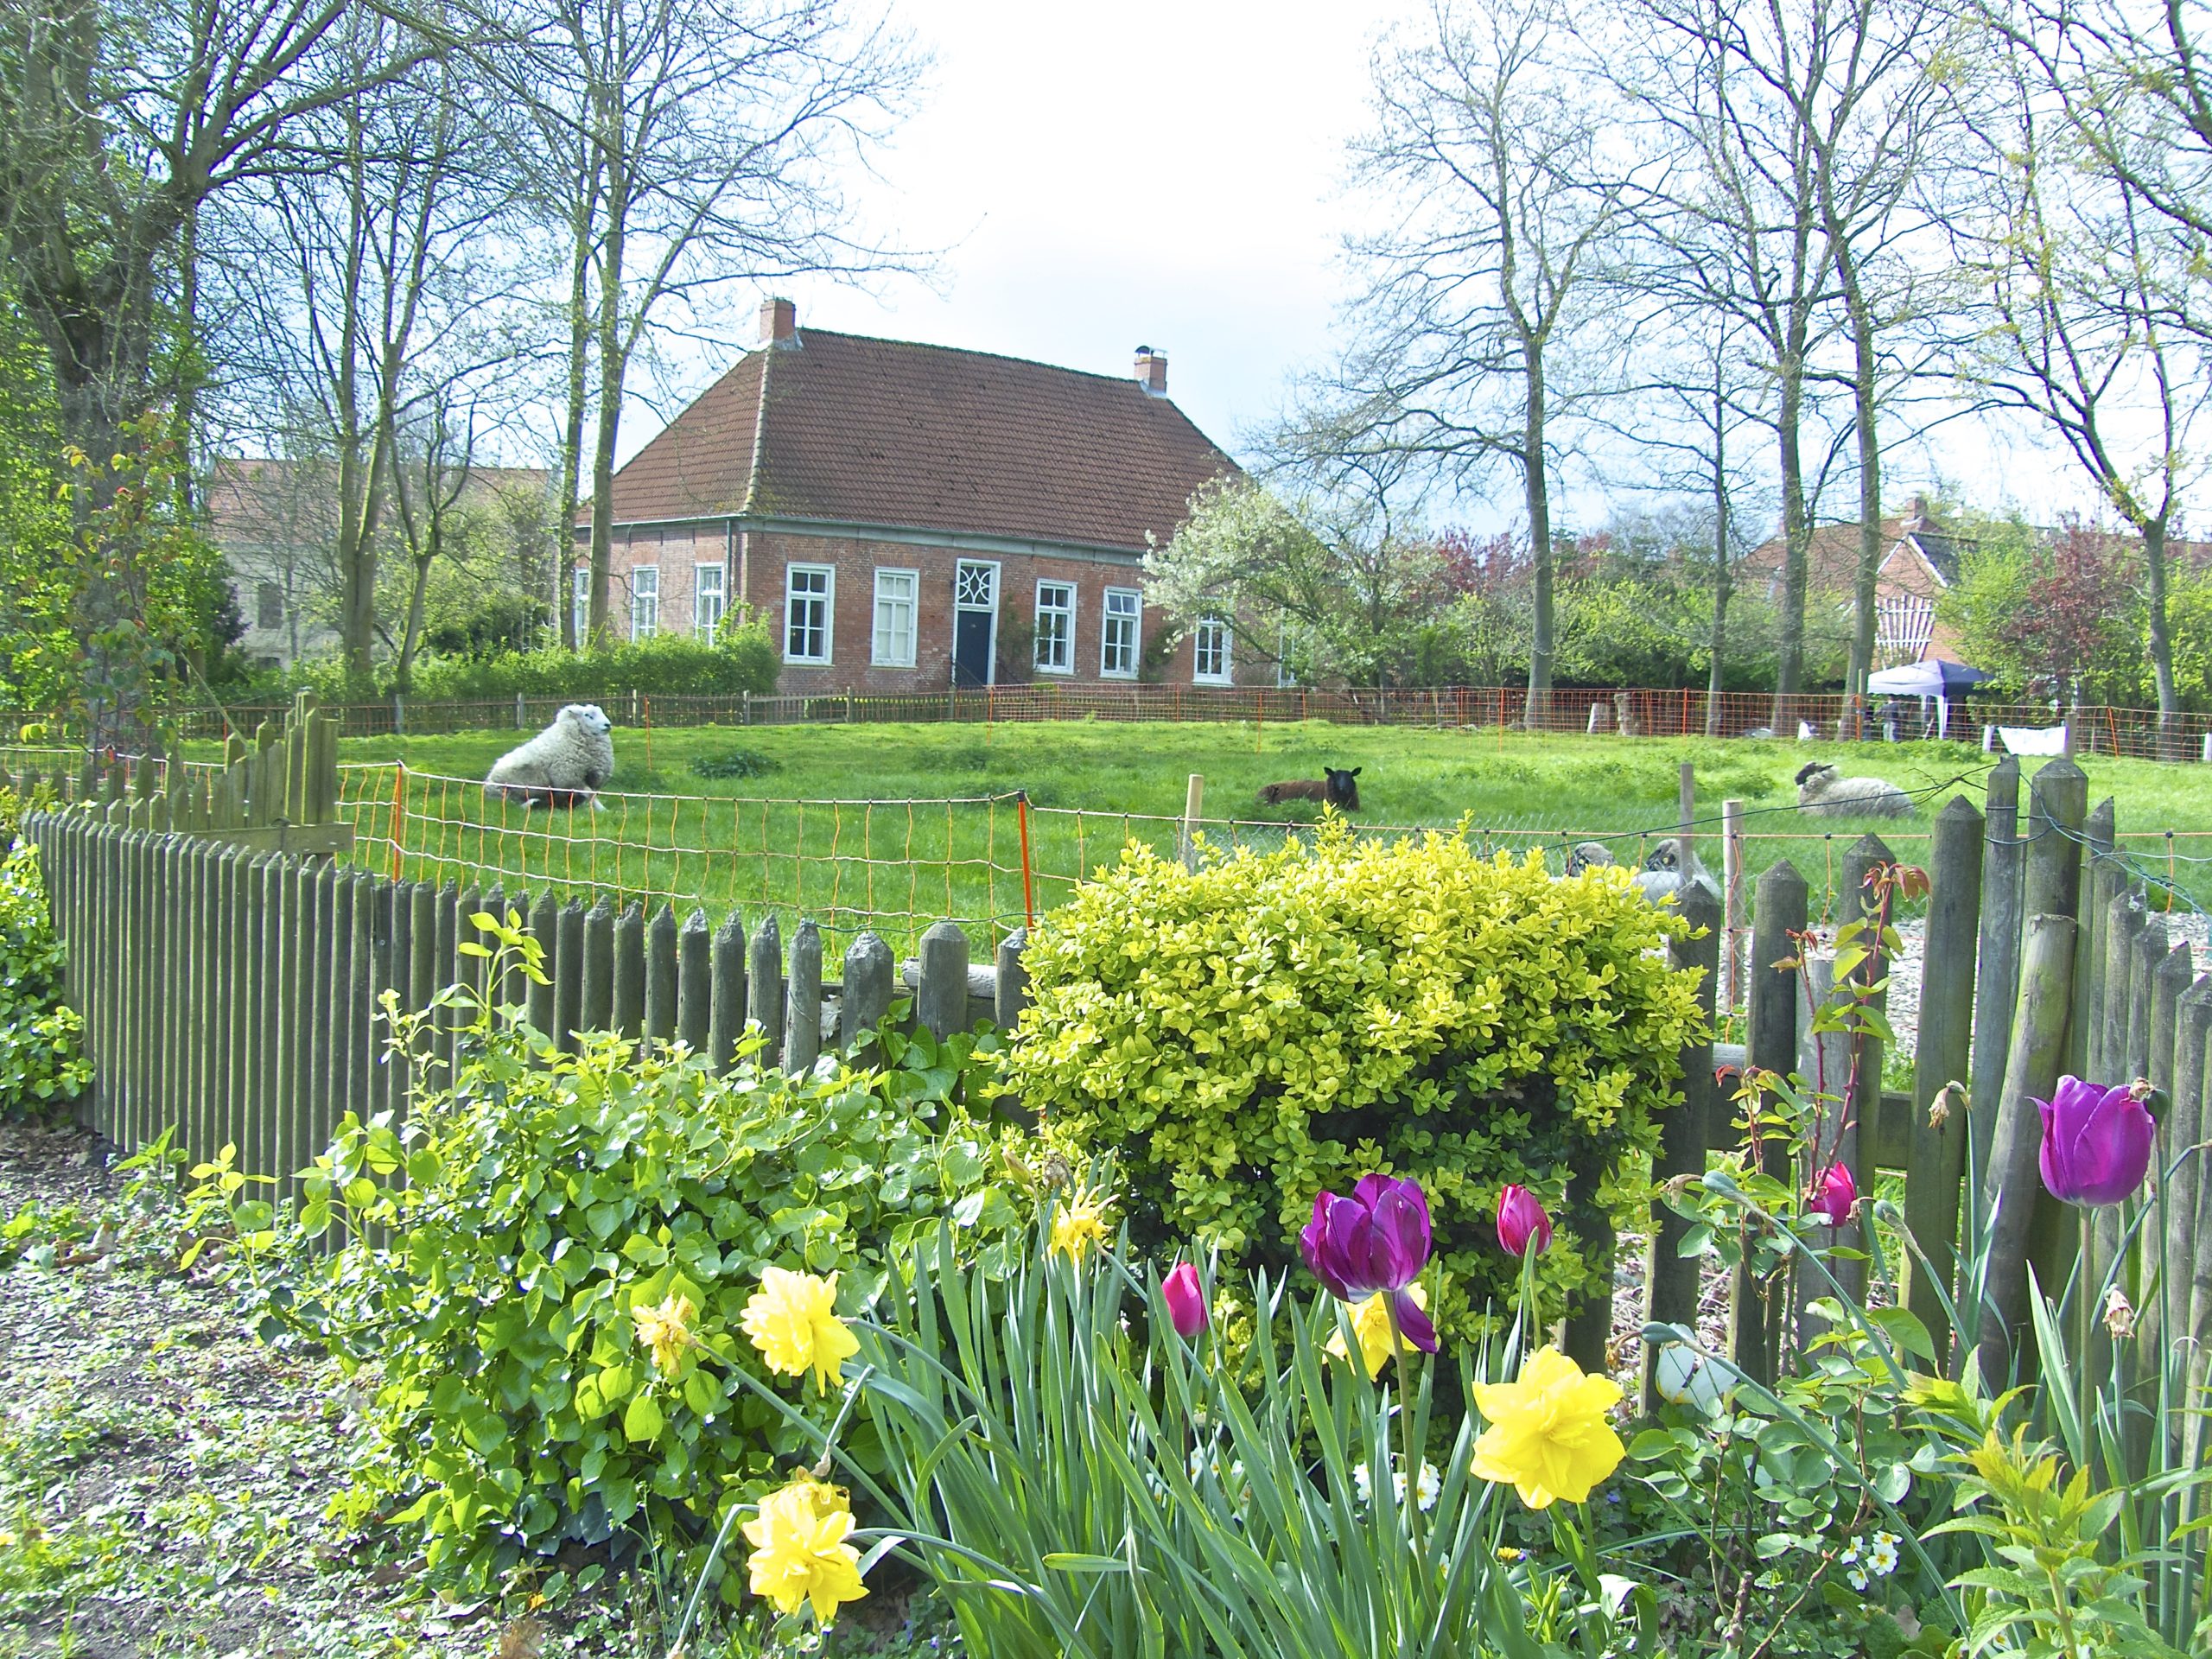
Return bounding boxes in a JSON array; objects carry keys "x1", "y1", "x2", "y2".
[{"x1": 953, "y1": 610, "x2": 993, "y2": 686}]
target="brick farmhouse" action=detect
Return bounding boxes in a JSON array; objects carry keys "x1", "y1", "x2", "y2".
[
  {"x1": 582, "y1": 301, "x2": 1250, "y2": 692},
  {"x1": 1738, "y1": 497, "x2": 1974, "y2": 670}
]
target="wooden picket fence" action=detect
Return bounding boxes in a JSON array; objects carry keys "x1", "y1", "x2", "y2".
[{"x1": 12, "y1": 726, "x2": 2207, "y2": 1408}]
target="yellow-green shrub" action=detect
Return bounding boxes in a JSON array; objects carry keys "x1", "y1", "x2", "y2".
[{"x1": 1001, "y1": 823, "x2": 1707, "y2": 1341}]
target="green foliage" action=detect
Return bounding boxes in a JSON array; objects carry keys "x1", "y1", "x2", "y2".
[
  {"x1": 194, "y1": 912, "x2": 1018, "y2": 1586},
  {"x1": 0, "y1": 836, "x2": 90, "y2": 1116},
  {"x1": 270, "y1": 620, "x2": 780, "y2": 704},
  {"x1": 691, "y1": 746, "x2": 780, "y2": 780},
  {"x1": 1001, "y1": 822, "x2": 1707, "y2": 1341},
  {"x1": 780, "y1": 1224, "x2": 1654, "y2": 1659},
  {"x1": 0, "y1": 289, "x2": 75, "y2": 713}
]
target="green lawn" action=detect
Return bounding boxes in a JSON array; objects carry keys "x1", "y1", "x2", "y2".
[{"x1": 284, "y1": 720, "x2": 2212, "y2": 950}]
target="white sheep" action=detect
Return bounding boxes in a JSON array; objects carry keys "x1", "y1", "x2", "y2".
[
  {"x1": 1564, "y1": 841, "x2": 1616, "y2": 875},
  {"x1": 1795, "y1": 761, "x2": 1912, "y2": 819},
  {"x1": 486, "y1": 703, "x2": 616, "y2": 811}
]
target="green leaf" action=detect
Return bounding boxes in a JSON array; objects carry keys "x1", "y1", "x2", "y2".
[{"x1": 623, "y1": 1391, "x2": 665, "y2": 1443}]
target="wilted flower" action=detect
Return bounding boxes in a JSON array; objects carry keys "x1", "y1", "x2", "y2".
[
  {"x1": 632, "y1": 1292, "x2": 697, "y2": 1377},
  {"x1": 1325, "y1": 1283, "x2": 1433, "y2": 1378},
  {"x1": 1470, "y1": 1345, "x2": 1626, "y2": 1510},
  {"x1": 741, "y1": 1268, "x2": 860, "y2": 1394},
  {"x1": 1806, "y1": 1163, "x2": 1857, "y2": 1227},
  {"x1": 1161, "y1": 1261, "x2": 1207, "y2": 1338},
  {"x1": 742, "y1": 1477, "x2": 868, "y2": 1624},
  {"x1": 1048, "y1": 1188, "x2": 1111, "y2": 1261},
  {"x1": 2038, "y1": 1077, "x2": 2156, "y2": 1207},
  {"x1": 1496, "y1": 1185, "x2": 1553, "y2": 1258},
  {"x1": 1300, "y1": 1173, "x2": 1437, "y2": 1352},
  {"x1": 2103, "y1": 1286, "x2": 2137, "y2": 1340}
]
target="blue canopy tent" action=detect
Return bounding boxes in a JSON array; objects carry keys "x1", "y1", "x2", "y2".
[{"x1": 1866, "y1": 659, "x2": 1993, "y2": 738}]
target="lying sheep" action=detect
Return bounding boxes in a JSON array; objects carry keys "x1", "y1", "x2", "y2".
[
  {"x1": 1565, "y1": 841, "x2": 1616, "y2": 875},
  {"x1": 486, "y1": 702, "x2": 616, "y2": 810},
  {"x1": 1633, "y1": 842, "x2": 1692, "y2": 906},
  {"x1": 1795, "y1": 761, "x2": 1912, "y2": 819},
  {"x1": 1257, "y1": 766, "x2": 1360, "y2": 810}
]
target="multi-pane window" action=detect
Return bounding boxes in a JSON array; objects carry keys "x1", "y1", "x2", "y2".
[
  {"x1": 873, "y1": 569, "x2": 918, "y2": 666},
  {"x1": 1101, "y1": 588, "x2": 1141, "y2": 678},
  {"x1": 573, "y1": 566, "x2": 589, "y2": 642},
  {"x1": 631, "y1": 566, "x2": 660, "y2": 639},
  {"x1": 256, "y1": 582, "x2": 283, "y2": 630},
  {"x1": 695, "y1": 563, "x2": 726, "y2": 642},
  {"x1": 1193, "y1": 617, "x2": 1230, "y2": 683},
  {"x1": 785, "y1": 564, "x2": 833, "y2": 663},
  {"x1": 1034, "y1": 581, "x2": 1074, "y2": 673}
]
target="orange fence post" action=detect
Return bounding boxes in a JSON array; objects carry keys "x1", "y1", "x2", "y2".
[
  {"x1": 1017, "y1": 791, "x2": 1037, "y2": 932},
  {"x1": 388, "y1": 762, "x2": 408, "y2": 883}
]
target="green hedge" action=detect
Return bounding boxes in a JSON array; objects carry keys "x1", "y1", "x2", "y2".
[
  {"x1": 0, "y1": 821, "x2": 89, "y2": 1116},
  {"x1": 262, "y1": 623, "x2": 781, "y2": 705},
  {"x1": 1001, "y1": 823, "x2": 1708, "y2": 1342}
]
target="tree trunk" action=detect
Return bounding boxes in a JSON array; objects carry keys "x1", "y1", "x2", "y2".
[
  {"x1": 1522, "y1": 351, "x2": 1552, "y2": 728},
  {"x1": 2143, "y1": 518, "x2": 2182, "y2": 758},
  {"x1": 1707, "y1": 387, "x2": 1731, "y2": 736},
  {"x1": 587, "y1": 93, "x2": 628, "y2": 650},
  {"x1": 556, "y1": 137, "x2": 596, "y2": 652},
  {"x1": 1840, "y1": 247, "x2": 1882, "y2": 723},
  {"x1": 1772, "y1": 345, "x2": 1809, "y2": 733}
]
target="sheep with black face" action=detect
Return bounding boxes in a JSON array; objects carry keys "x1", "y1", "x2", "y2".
[
  {"x1": 1795, "y1": 761, "x2": 1912, "y2": 819},
  {"x1": 1256, "y1": 766, "x2": 1361, "y2": 810}
]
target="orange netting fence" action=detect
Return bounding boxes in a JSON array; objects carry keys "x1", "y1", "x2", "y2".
[{"x1": 29, "y1": 683, "x2": 2212, "y2": 765}]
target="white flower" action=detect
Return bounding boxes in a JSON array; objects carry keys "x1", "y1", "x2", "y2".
[
  {"x1": 1866, "y1": 1533, "x2": 1899, "y2": 1577},
  {"x1": 1411, "y1": 1461, "x2": 1440, "y2": 1512},
  {"x1": 1847, "y1": 1564, "x2": 1870, "y2": 1591},
  {"x1": 1352, "y1": 1461, "x2": 1373, "y2": 1504}
]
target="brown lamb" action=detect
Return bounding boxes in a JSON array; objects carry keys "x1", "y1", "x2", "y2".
[{"x1": 1256, "y1": 766, "x2": 1361, "y2": 810}]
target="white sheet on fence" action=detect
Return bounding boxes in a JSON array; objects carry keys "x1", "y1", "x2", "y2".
[{"x1": 1998, "y1": 724, "x2": 2069, "y2": 756}]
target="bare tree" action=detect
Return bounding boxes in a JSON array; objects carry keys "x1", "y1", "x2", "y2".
[
  {"x1": 0, "y1": 0, "x2": 441, "y2": 722},
  {"x1": 1321, "y1": 0, "x2": 1631, "y2": 721},
  {"x1": 510, "y1": 0, "x2": 920, "y2": 645},
  {"x1": 1945, "y1": 43, "x2": 2207, "y2": 755}
]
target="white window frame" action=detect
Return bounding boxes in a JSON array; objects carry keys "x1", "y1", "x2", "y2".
[
  {"x1": 1193, "y1": 616, "x2": 1231, "y2": 684},
  {"x1": 694, "y1": 562, "x2": 726, "y2": 643},
  {"x1": 785, "y1": 563, "x2": 835, "y2": 664},
  {"x1": 1034, "y1": 580, "x2": 1076, "y2": 675},
  {"x1": 872, "y1": 568, "x2": 918, "y2": 667},
  {"x1": 572, "y1": 565, "x2": 588, "y2": 643},
  {"x1": 631, "y1": 565, "x2": 660, "y2": 640},
  {"x1": 1101, "y1": 587, "x2": 1141, "y2": 679}
]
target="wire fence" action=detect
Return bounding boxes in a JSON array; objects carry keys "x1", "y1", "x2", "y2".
[{"x1": 19, "y1": 683, "x2": 2212, "y2": 763}]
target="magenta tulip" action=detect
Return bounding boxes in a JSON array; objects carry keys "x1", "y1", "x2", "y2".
[
  {"x1": 1299, "y1": 1173, "x2": 1437, "y2": 1352},
  {"x1": 1496, "y1": 1185, "x2": 1553, "y2": 1258},
  {"x1": 1807, "y1": 1163, "x2": 1856, "y2": 1226},
  {"x1": 1162, "y1": 1262, "x2": 1207, "y2": 1338},
  {"x1": 2038, "y1": 1077, "x2": 2156, "y2": 1208}
]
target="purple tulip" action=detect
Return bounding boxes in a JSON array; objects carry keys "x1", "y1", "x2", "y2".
[
  {"x1": 1162, "y1": 1262, "x2": 1207, "y2": 1338},
  {"x1": 1300, "y1": 1173, "x2": 1438, "y2": 1353},
  {"x1": 1806, "y1": 1163, "x2": 1857, "y2": 1226},
  {"x1": 2038, "y1": 1076, "x2": 2156, "y2": 1208},
  {"x1": 1496, "y1": 1185, "x2": 1553, "y2": 1258}
]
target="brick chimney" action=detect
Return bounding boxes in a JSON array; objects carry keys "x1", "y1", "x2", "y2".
[
  {"x1": 760, "y1": 296, "x2": 798, "y2": 346},
  {"x1": 1134, "y1": 345, "x2": 1167, "y2": 396}
]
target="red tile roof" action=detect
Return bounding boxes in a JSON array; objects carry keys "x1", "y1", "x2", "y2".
[{"x1": 598, "y1": 329, "x2": 1239, "y2": 550}]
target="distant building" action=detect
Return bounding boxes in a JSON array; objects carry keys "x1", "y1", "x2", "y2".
[
  {"x1": 1739, "y1": 497, "x2": 1975, "y2": 669},
  {"x1": 581, "y1": 300, "x2": 1246, "y2": 690},
  {"x1": 207, "y1": 457, "x2": 550, "y2": 671}
]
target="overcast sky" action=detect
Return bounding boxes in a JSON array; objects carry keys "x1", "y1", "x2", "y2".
[{"x1": 620, "y1": 0, "x2": 2107, "y2": 536}]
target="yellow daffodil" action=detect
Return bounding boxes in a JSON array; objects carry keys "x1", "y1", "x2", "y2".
[
  {"x1": 741, "y1": 1267, "x2": 860, "y2": 1393},
  {"x1": 1324, "y1": 1283, "x2": 1433, "y2": 1377},
  {"x1": 742, "y1": 1477, "x2": 868, "y2": 1624},
  {"x1": 1469, "y1": 1344, "x2": 1626, "y2": 1510},
  {"x1": 1048, "y1": 1188, "x2": 1111, "y2": 1262},
  {"x1": 632, "y1": 1292, "x2": 696, "y2": 1377}
]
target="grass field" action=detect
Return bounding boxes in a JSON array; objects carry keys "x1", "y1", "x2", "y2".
[{"x1": 264, "y1": 719, "x2": 2212, "y2": 951}]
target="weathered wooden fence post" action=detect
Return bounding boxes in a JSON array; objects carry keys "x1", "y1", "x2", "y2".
[
  {"x1": 1732, "y1": 858, "x2": 1808, "y2": 1386},
  {"x1": 613, "y1": 903, "x2": 645, "y2": 1038},
  {"x1": 2069, "y1": 798, "x2": 2116, "y2": 1081},
  {"x1": 747, "y1": 916, "x2": 784, "y2": 1058},
  {"x1": 525, "y1": 892, "x2": 557, "y2": 1039},
  {"x1": 1976, "y1": 912, "x2": 2077, "y2": 1389},
  {"x1": 1641, "y1": 878, "x2": 1721, "y2": 1414},
  {"x1": 2169, "y1": 980, "x2": 2211, "y2": 1463},
  {"x1": 1721, "y1": 798, "x2": 1747, "y2": 1012},
  {"x1": 554, "y1": 899, "x2": 586, "y2": 1053},
  {"x1": 1970, "y1": 758, "x2": 2024, "y2": 1154},
  {"x1": 842, "y1": 932, "x2": 893, "y2": 1049},
  {"x1": 679, "y1": 908, "x2": 713, "y2": 1055},
  {"x1": 582, "y1": 899, "x2": 614, "y2": 1032},
  {"x1": 995, "y1": 928, "x2": 1030, "y2": 1031},
  {"x1": 644, "y1": 906, "x2": 678, "y2": 1049},
  {"x1": 917, "y1": 922, "x2": 970, "y2": 1039},
  {"x1": 1907, "y1": 796, "x2": 1983, "y2": 1354},
  {"x1": 2022, "y1": 757, "x2": 2089, "y2": 1308},
  {"x1": 709, "y1": 912, "x2": 747, "y2": 1071},
  {"x1": 783, "y1": 919, "x2": 821, "y2": 1072}
]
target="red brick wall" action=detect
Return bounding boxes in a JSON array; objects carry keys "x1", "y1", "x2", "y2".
[{"x1": 592, "y1": 521, "x2": 1274, "y2": 690}]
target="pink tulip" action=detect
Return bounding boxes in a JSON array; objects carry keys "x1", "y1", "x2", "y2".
[
  {"x1": 1162, "y1": 1261, "x2": 1207, "y2": 1338},
  {"x1": 2038, "y1": 1077, "x2": 2156, "y2": 1208},
  {"x1": 1496, "y1": 1185, "x2": 1553, "y2": 1258},
  {"x1": 1807, "y1": 1163, "x2": 1857, "y2": 1226}
]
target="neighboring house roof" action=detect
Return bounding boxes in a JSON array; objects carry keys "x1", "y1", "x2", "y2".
[
  {"x1": 594, "y1": 322, "x2": 1240, "y2": 552},
  {"x1": 207, "y1": 456, "x2": 550, "y2": 550},
  {"x1": 1740, "y1": 499, "x2": 1968, "y2": 594}
]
